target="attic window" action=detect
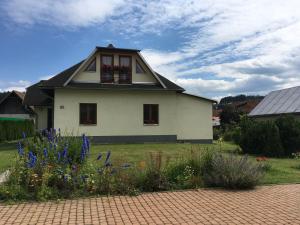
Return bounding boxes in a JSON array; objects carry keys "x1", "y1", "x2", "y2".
[
  {"x1": 85, "y1": 58, "x2": 96, "y2": 72},
  {"x1": 136, "y1": 60, "x2": 146, "y2": 74}
]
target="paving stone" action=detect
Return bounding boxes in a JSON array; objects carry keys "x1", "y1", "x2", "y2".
[{"x1": 0, "y1": 184, "x2": 299, "y2": 224}]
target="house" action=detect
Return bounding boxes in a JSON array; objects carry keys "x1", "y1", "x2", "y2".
[
  {"x1": 23, "y1": 44, "x2": 216, "y2": 143},
  {"x1": 249, "y1": 86, "x2": 300, "y2": 120},
  {"x1": 0, "y1": 90, "x2": 34, "y2": 120}
]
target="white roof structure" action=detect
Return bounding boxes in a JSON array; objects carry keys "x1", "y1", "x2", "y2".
[{"x1": 249, "y1": 86, "x2": 300, "y2": 117}]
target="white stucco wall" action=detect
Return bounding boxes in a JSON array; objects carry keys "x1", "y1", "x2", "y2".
[
  {"x1": 35, "y1": 107, "x2": 48, "y2": 130},
  {"x1": 54, "y1": 89, "x2": 213, "y2": 140},
  {"x1": 54, "y1": 89, "x2": 177, "y2": 136},
  {"x1": 176, "y1": 94, "x2": 213, "y2": 140}
]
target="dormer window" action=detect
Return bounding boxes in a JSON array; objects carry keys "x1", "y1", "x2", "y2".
[
  {"x1": 136, "y1": 60, "x2": 146, "y2": 74},
  {"x1": 119, "y1": 56, "x2": 132, "y2": 84},
  {"x1": 85, "y1": 58, "x2": 96, "y2": 72},
  {"x1": 101, "y1": 55, "x2": 114, "y2": 83}
]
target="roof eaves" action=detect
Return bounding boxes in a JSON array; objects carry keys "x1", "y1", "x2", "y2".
[
  {"x1": 180, "y1": 92, "x2": 217, "y2": 103},
  {"x1": 137, "y1": 52, "x2": 167, "y2": 89},
  {"x1": 63, "y1": 49, "x2": 98, "y2": 86}
]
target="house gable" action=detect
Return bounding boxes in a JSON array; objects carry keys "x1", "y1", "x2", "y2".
[{"x1": 71, "y1": 47, "x2": 158, "y2": 85}]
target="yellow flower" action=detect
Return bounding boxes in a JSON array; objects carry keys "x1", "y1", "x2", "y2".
[{"x1": 139, "y1": 161, "x2": 146, "y2": 169}]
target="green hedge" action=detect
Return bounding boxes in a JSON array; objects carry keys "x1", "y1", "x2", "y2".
[
  {"x1": 238, "y1": 116, "x2": 300, "y2": 157},
  {"x1": 0, "y1": 119, "x2": 34, "y2": 142}
]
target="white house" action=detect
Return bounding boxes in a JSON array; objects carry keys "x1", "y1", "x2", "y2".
[{"x1": 24, "y1": 44, "x2": 216, "y2": 143}]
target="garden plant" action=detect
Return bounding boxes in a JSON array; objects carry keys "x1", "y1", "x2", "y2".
[{"x1": 0, "y1": 129, "x2": 266, "y2": 202}]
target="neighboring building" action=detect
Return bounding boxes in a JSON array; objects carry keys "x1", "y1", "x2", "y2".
[
  {"x1": 212, "y1": 116, "x2": 220, "y2": 127},
  {"x1": 0, "y1": 90, "x2": 34, "y2": 119},
  {"x1": 24, "y1": 44, "x2": 216, "y2": 143},
  {"x1": 249, "y1": 86, "x2": 300, "y2": 120},
  {"x1": 234, "y1": 99, "x2": 261, "y2": 114}
]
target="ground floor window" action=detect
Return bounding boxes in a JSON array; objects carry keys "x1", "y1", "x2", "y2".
[
  {"x1": 80, "y1": 103, "x2": 97, "y2": 125},
  {"x1": 143, "y1": 104, "x2": 159, "y2": 125}
]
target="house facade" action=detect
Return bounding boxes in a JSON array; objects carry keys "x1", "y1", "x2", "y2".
[{"x1": 24, "y1": 45, "x2": 215, "y2": 143}]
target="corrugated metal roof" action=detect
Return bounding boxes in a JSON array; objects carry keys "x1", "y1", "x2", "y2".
[{"x1": 249, "y1": 86, "x2": 300, "y2": 116}]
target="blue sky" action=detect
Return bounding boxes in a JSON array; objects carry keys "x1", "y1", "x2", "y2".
[{"x1": 1, "y1": 0, "x2": 300, "y2": 99}]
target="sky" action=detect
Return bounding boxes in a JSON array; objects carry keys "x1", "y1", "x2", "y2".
[{"x1": 1, "y1": 0, "x2": 300, "y2": 99}]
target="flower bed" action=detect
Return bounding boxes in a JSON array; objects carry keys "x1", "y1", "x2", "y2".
[{"x1": 0, "y1": 130, "x2": 266, "y2": 202}]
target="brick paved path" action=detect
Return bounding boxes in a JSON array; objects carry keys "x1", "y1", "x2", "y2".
[{"x1": 0, "y1": 184, "x2": 299, "y2": 225}]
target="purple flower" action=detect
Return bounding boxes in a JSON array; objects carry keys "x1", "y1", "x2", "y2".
[
  {"x1": 121, "y1": 163, "x2": 131, "y2": 168},
  {"x1": 72, "y1": 165, "x2": 77, "y2": 171},
  {"x1": 97, "y1": 153, "x2": 102, "y2": 160},
  {"x1": 104, "y1": 151, "x2": 111, "y2": 166},
  {"x1": 27, "y1": 151, "x2": 37, "y2": 168},
  {"x1": 17, "y1": 142, "x2": 24, "y2": 156},
  {"x1": 62, "y1": 146, "x2": 68, "y2": 158},
  {"x1": 57, "y1": 152, "x2": 61, "y2": 161},
  {"x1": 22, "y1": 132, "x2": 26, "y2": 139},
  {"x1": 43, "y1": 148, "x2": 48, "y2": 158}
]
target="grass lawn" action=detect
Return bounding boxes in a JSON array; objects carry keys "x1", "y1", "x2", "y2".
[{"x1": 0, "y1": 141, "x2": 299, "y2": 184}]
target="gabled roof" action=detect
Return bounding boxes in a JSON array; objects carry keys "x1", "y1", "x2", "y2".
[
  {"x1": 39, "y1": 61, "x2": 185, "y2": 91},
  {"x1": 0, "y1": 90, "x2": 25, "y2": 105},
  {"x1": 0, "y1": 92, "x2": 10, "y2": 104},
  {"x1": 179, "y1": 92, "x2": 217, "y2": 103},
  {"x1": 40, "y1": 61, "x2": 84, "y2": 88},
  {"x1": 249, "y1": 86, "x2": 300, "y2": 117},
  {"x1": 23, "y1": 81, "x2": 53, "y2": 106}
]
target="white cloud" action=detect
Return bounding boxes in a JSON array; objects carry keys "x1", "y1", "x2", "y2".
[
  {"x1": 1, "y1": 0, "x2": 125, "y2": 28},
  {"x1": 0, "y1": 80, "x2": 31, "y2": 92},
  {"x1": 2, "y1": 0, "x2": 300, "y2": 98}
]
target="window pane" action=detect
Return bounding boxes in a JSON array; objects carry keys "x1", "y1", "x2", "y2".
[
  {"x1": 136, "y1": 60, "x2": 146, "y2": 73},
  {"x1": 120, "y1": 57, "x2": 130, "y2": 67},
  {"x1": 101, "y1": 55, "x2": 113, "y2": 83},
  {"x1": 143, "y1": 104, "x2": 159, "y2": 125},
  {"x1": 102, "y1": 56, "x2": 112, "y2": 65},
  {"x1": 85, "y1": 58, "x2": 96, "y2": 72},
  {"x1": 151, "y1": 105, "x2": 159, "y2": 124},
  {"x1": 80, "y1": 103, "x2": 97, "y2": 125},
  {"x1": 119, "y1": 56, "x2": 131, "y2": 84}
]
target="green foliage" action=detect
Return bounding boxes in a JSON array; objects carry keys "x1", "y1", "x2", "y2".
[
  {"x1": 238, "y1": 116, "x2": 300, "y2": 157},
  {"x1": 220, "y1": 105, "x2": 240, "y2": 127},
  {"x1": 0, "y1": 120, "x2": 34, "y2": 142},
  {"x1": 203, "y1": 154, "x2": 265, "y2": 189},
  {"x1": 222, "y1": 126, "x2": 241, "y2": 144},
  {"x1": 275, "y1": 116, "x2": 300, "y2": 156},
  {"x1": 213, "y1": 127, "x2": 221, "y2": 140},
  {"x1": 239, "y1": 117, "x2": 284, "y2": 157},
  {"x1": 166, "y1": 148, "x2": 214, "y2": 189},
  {"x1": 138, "y1": 152, "x2": 169, "y2": 192},
  {"x1": 0, "y1": 134, "x2": 265, "y2": 202}
]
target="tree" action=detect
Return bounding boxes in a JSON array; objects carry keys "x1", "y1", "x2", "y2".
[{"x1": 220, "y1": 105, "x2": 240, "y2": 128}]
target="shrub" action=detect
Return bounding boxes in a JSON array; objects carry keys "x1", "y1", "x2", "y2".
[
  {"x1": 203, "y1": 153, "x2": 265, "y2": 189},
  {"x1": 222, "y1": 126, "x2": 241, "y2": 144},
  {"x1": 239, "y1": 117, "x2": 284, "y2": 157},
  {"x1": 0, "y1": 119, "x2": 34, "y2": 142},
  {"x1": 213, "y1": 127, "x2": 221, "y2": 140},
  {"x1": 275, "y1": 116, "x2": 300, "y2": 155},
  {"x1": 138, "y1": 152, "x2": 169, "y2": 192},
  {"x1": 166, "y1": 147, "x2": 214, "y2": 189}
]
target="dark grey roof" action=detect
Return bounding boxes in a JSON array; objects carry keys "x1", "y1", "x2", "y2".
[
  {"x1": 23, "y1": 81, "x2": 53, "y2": 106},
  {"x1": 0, "y1": 92, "x2": 10, "y2": 104},
  {"x1": 155, "y1": 73, "x2": 185, "y2": 91},
  {"x1": 180, "y1": 93, "x2": 217, "y2": 103},
  {"x1": 249, "y1": 86, "x2": 300, "y2": 117},
  {"x1": 96, "y1": 46, "x2": 140, "y2": 53},
  {"x1": 39, "y1": 61, "x2": 184, "y2": 91},
  {"x1": 40, "y1": 61, "x2": 84, "y2": 87}
]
